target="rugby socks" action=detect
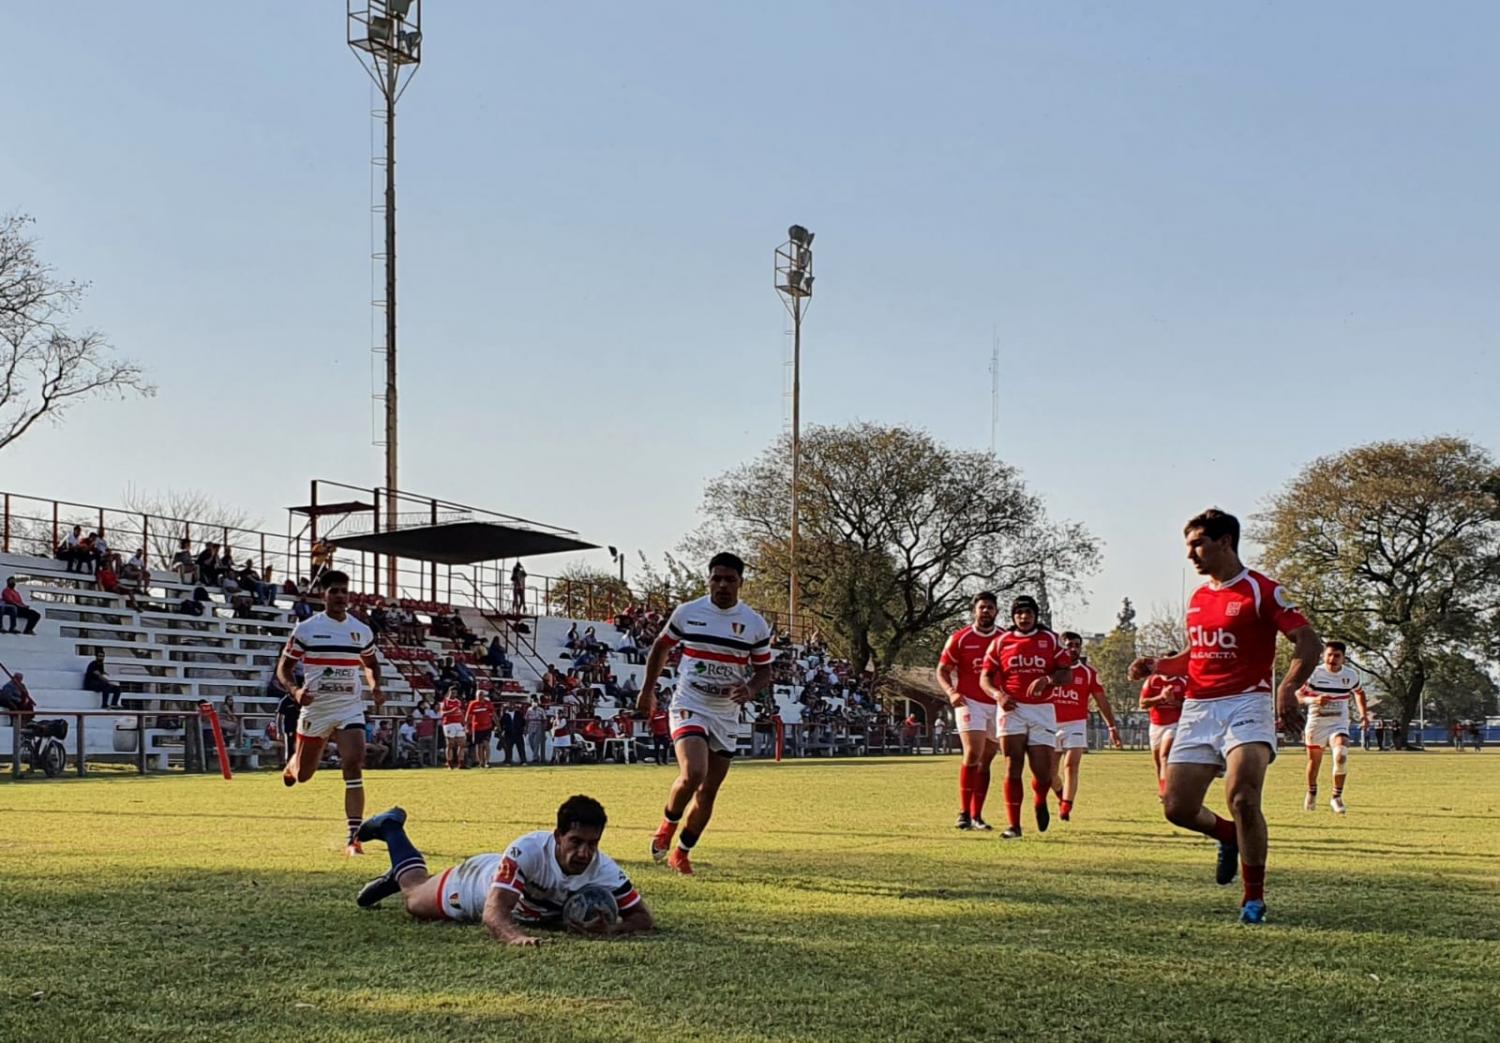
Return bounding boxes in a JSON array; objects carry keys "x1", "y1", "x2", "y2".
[
  {"x1": 1059, "y1": 799, "x2": 1073, "y2": 818},
  {"x1": 1210, "y1": 815, "x2": 1237, "y2": 844},
  {"x1": 1242, "y1": 863, "x2": 1266, "y2": 905},
  {"x1": 970, "y1": 768, "x2": 991, "y2": 820},
  {"x1": 1332, "y1": 784, "x2": 1343, "y2": 799},
  {"x1": 958, "y1": 765, "x2": 974, "y2": 816},
  {"x1": 1157, "y1": 777, "x2": 1166, "y2": 798},
  {"x1": 677, "y1": 829, "x2": 700, "y2": 854},
  {"x1": 1003, "y1": 778, "x2": 1023, "y2": 829},
  {"x1": 1031, "y1": 777, "x2": 1048, "y2": 809},
  {"x1": 345, "y1": 779, "x2": 364, "y2": 843},
  {"x1": 377, "y1": 823, "x2": 426, "y2": 882}
]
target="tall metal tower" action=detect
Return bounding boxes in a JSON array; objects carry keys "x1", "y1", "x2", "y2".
[
  {"x1": 348, "y1": 0, "x2": 421, "y2": 596},
  {"x1": 774, "y1": 225, "x2": 814, "y2": 636}
]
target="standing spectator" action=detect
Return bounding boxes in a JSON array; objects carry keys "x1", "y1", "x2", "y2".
[
  {"x1": 650, "y1": 704, "x2": 671, "y2": 765},
  {"x1": 1473, "y1": 721, "x2": 1485, "y2": 752},
  {"x1": 550, "y1": 711, "x2": 573, "y2": 764},
  {"x1": 84, "y1": 651, "x2": 123, "y2": 708},
  {"x1": 218, "y1": 694, "x2": 243, "y2": 748},
  {"x1": 170, "y1": 538, "x2": 198, "y2": 583},
  {"x1": 439, "y1": 690, "x2": 466, "y2": 769},
  {"x1": 501, "y1": 702, "x2": 528, "y2": 765},
  {"x1": 511, "y1": 561, "x2": 527, "y2": 612},
  {"x1": 196, "y1": 543, "x2": 220, "y2": 587},
  {"x1": 2, "y1": 578, "x2": 41, "y2": 635},
  {"x1": 309, "y1": 539, "x2": 335, "y2": 585},
  {"x1": 466, "y1": 691, "x2": 495, "y2": 768},
  {"x1": 524, "y1": 699, "x2": 547, "y2": 762},
  {"x1": 397, "y1": 714, "x2": 418, "y2": 765}
]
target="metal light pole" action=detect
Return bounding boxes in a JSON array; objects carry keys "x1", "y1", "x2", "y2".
[
  {"x1": 775, "y1": 225, "x2": 814, "y2": 637},
  {"x1": 349, "y1": 0, "x2": 421, "y2": 597}
]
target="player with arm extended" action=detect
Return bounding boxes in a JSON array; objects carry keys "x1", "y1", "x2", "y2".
[
  {"x1": 1049, "y1": 631, "x2": 1122, "y2": 822},
  {"x1": 979, "y1": 595, "x2": 1076, "y2": 840},
  {"x1": 1129, "y1": 509, "x2": 1322, "y2": 925},
  {"x1": 1298, "y1": 641, "x2": 1369, "y2": 814},
  {"x1": 276, "y1": 570, "x2": 384, "y2": 855},
  {"x1": 353, "y1": 795, "x2": 654, "y2": 944},
  {"x1": 636, "y1": 553, "x2": 773, "y2": 875},
  {"x1": 1138, "y1": 668, "x2": 1187, "y2": 800},
  {"x1": 935, "y1": 592, "x2": 1002, "y2": 830}
]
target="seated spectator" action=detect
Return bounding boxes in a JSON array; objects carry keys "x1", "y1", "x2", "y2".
[
  {"x1": 121, "y1": 548, "x2": 151, "y2": 587},
  {"x1": 237, "y1": 559, "x2": 276, "y2": 606},
  {"x1": 583, "y1": 625, "x2": 601, "y2": 653},
  {"x1": 218, "y1": 694, "x2": 243, "y2": 747},
  {"x1": 0, "y1": 671, "x2": 36, "y2": 726},
  {"x1": 453, "y1": 658, "x2": 477, "y2": 700},
  {"x1": 293, "y1": 593, "x2": 314, "y2": 622},
  {"x1": 96, "y1": 554, "x2": 141, "y2": 610},
  {"x1": 616, "y1": 631, "x2": 642, "y2": 665},
  {"x1": 619, "y1": 672, "x2": 639, "y2": 699},
  {"x1": 564, "y1": 622, "x2": 581, "y2": 651},
  {"x1": 366, "y1": 719, "x2": 393, "y2": 768},
  {"x1": 170, "y1": 538, "x2": 197, "y2": 583},
  {"x1": 541, "y1": 664, "x2": 563, "y2": 698},
  {"x1": 58, "y1": 525, "x2": 87, "y2": 573},
  {"x1": 84, "y1": 651, "x2": 123, "y2": 709},
  {"x1": 217, "y1": 545, "x2": 236, "y2": 583},
  {"x1": 369, "y1": 601, "x2": 389, "y2": 636},
  {"x1": 397, "y1": 715, "x2": 418, "y2": 764},
  {"x1": 2, "y1": 577, "x2": 41, "y2": 635}
]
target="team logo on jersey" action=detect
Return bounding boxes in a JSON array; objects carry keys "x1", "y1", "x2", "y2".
[
  {"x1": 1225, "y1": 601, "x2": 1242, "y2": 617},
  {"x1": 495, "y1": 856, "x2": 520, "y2": 886},
  {"x1": 730, "y1": 622, "x2": 745, "y2": 635},
  {"x1": 1189, "y1": 625, "x2": 1239, "y2": 650},
  {"x1": 1006, "y1": 654, "x2": 1050, "y2": 670},
  {"x1": 351, "y1": 630, "x2": 362, "y2": 642},
  {"x1": 1273, "y1": 586, "x2": 1296, "y2": 610}
]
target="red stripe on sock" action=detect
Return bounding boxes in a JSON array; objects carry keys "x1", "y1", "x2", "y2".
[
  {"x1": 1211, "y1": 815, "x2": 1237, "y2": 844},
  {"x1": 1242, "y1": 863, "x2": 1265, "y2": 904}
]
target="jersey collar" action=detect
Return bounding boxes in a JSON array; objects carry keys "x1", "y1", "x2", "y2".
[{"x1": 1209, "y1": 567, "x2": 1250, "y2": 591}]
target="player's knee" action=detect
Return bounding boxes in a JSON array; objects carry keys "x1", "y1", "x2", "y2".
[
  {"x1": 1162, "y1": 793, "x2": 1198, "y2": 827},
  {"x1": 1331, "y1": 745, "x2": 1349, "y2": 773},
  {"x1": 1226, "y1": 787, "x2": 1261, "y2": 821}
]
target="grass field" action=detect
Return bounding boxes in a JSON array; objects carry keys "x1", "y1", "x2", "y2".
[{"x1": 2, "y1": 752, "x2": 1498, "y2": 1042}]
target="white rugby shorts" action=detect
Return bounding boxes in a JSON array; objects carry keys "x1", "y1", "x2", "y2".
[
  {"x1": 443, "y1": 723, "x2": 466, "y2": 740},
  {"x1": 998, "y1": 701, "x2": 1057, "y2": 748},
  {"x1": 1167, "y1": 693, "x2": 1277, "y2": 772},
  {"x1": 435, "y1": 853, "x2": 502, "y2": 923},
  {"x1": 295, "y1": 696, "x2": 365, "y2": 740},
  {"x1": 1304, "y1": 712, "x2": 1350, "y2": 749},
  {"x1": 1148, "y1": 722, "x2": 1178, "y2": 750},
  {"x1": 1055, "y1": 719, "x2": 1089, "y2": 751},
  {"x1": 954, "y1": 697, "x2": 998, "y2": 736},
  {"x1": 670, "y1": 696, "x2": 740, "y2": 756}
]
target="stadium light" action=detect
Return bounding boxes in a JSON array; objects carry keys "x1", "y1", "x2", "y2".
[
  {"x1": 774, "y1": 224, "x2": 814, "y2": 638},
  {"x1": 348, "y1": 1, "x2": 423, "y2": 598}
]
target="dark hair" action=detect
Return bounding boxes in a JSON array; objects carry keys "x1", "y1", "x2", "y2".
[
  {"x1": 1011, "y1": 595, "x2": 1039, "y2": 616},
  {"x1": 318, "y1": 569, "x2": 350, "y2": 591},
  {"x1": 1061, "y1": 631, "x2": 1082, "y2": 642},
  {"x1": 1184, "y1": 508, "x2": 1240, "y2": 552},
  {"x1": 1328, "y1": 641, "x2": 1346, "y2": 654},
  {"x1": 708, "y1": 552, "x2": 745, "y2": 578},
  {"x1": 971, "y1": 591, "x2": 998, "y2": 607},
  {"x1": 556, "y1": 794, "x2": 607, "y2": 834}
]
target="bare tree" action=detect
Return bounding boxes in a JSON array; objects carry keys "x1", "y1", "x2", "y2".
[
  {"x1": 120, "y1": 486, "x2": 259, "y2": 569},
  {"x1": 0, "y1": 214, "x2": 153, "y2": 454}
]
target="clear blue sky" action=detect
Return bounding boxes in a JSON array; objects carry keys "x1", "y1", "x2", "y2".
[{"x1": 4, "y1": 2, "x2": 1497, "y2": 633}]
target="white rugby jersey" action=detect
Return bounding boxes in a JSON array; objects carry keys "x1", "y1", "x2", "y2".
[
  {"x1": 1301, "y1": 664, "x2": 1363, "y2": 717},
  {"x1": 282, "y1": 611, "x2": 376, "y2": 702},
  {"x1": 661, "y1": 595, "x2": 773, "y2": 710},
  {"x1": 490, "y1": 830, "x2": 640, "y2": 922}
]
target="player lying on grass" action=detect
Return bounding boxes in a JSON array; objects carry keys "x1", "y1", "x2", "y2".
[{"x1": 353, "y1": 794, "x2": 654, "y2": 946}]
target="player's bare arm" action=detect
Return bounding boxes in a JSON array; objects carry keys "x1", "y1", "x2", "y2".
[
  {"x1": 1129, "y1": 650, "x2": 1189, "y2": 681},
  {"x1": 636, "y1": 635, "x2": 672, "y2": 716},
  {"x1": 979, "y1": 665, "x2": 1012, "y2": 709},
  {"x1": 481, "y1": 887, "x2": 540, "y2": 947},
  {"x1": 1354, "y1": 686, "x2": 1370, "y2": 727},
  {"x1": 360, "y1": 649, "x2": 384, "y2": 712},
  {"x1": 729, "y1": 665, "x2": 773, "y2": 705},
  {"x1": 275, "y1": 650, "x2": 310, "y2": 705},
  {"x1": 936, "y1": 664, "x2": 964, "y2": 707},
  {"x1": 1278, "y1": 625, "x2": 1324, "y2": 728},
  {"x1": 573, "y1": 899, "x2": 656, "y2": 938},
  {"x1": 1025, "y1": 664, "x2": 1072, "y2": 701}
]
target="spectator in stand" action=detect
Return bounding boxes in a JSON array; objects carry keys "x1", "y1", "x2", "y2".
[
  {"x1": 564, "y1": 622, "x2": 581, "y2": 651},
  {"x1": 397, "y1": 714, "x2": 418, "y2": 765},
  {"x1": 237, "y1": 559, "x2": 277, "y2": 606},
  {"x1": 96, "y1": 554, "x2": 141, "y2": 611},
  {"x1": 524, "y1": 698, "x2": 548, "y2": 762},
  {"x1": 413, "y1": 701, "x2": 437, "y2": 763},
  {"x1": 2, "y1": 578, "x2": 41, "y2": 635},
  {"x1": 453, "y1": 658, "x2": 477, "y2": 700},
  {"x1": 511, "y1": 561, "x2": 527, "y2": 612},
  {"x1": 369, "y1": 600, "x2": 389, "y2": 637},
  {"x1": 292, "y1": 592, "x2": 314, "y2": 622},
  {"x1": 309, "y1": 539, "x2": 335, "y2": 584},
  {"x1": 170, "y1": 538, "x2": 197, "y2": 583},
  {"x1": 617, "y1": 630, "x2": 642, "y2": 665},
  {"x1": 91, "y1": 532, "x2": 110, "y2": 569},
  {"x1": 0, "y1": 672, "x2": 36, "y2": 726},
  {"x1": 484, "y1": 636, "x2": 512, "y2": 679},
  {"x1": 541, "y1": 664, "x2": 563, "y2": 699},
  {"x1": 901, "y1": 712, "x2": 922, "y2": 754},
  {"x1": 649, "y1": 703, "x2": 671, "y2": 765},
  {"x1": 466, "y1": 690, "x2": 495, "y2": 768},
  {"x1": 196, "y1": 543, "x2": 220, "y2": 587},
  {"x1": 500, "y1": 702, "x2": 528, "y2": 765},
  {"x1": 84, "y1": 650, "x2": 123, "y2": 708},
  {"x1": 58, "y1": 525, "x2": 86, "y2": 573},
  {"x1": 367, "y1": 719, "x2": 395, "y2": 769},
  {"x1": 178, "y1": 585, "x2": 208, "y2": 617},
  {"x1": 121, "y1": 548, "x2": 151, "y2": 588},
  {"x1": 439, "y1": 690, "x2": 466, "y2": 769},
  {"x1": 218, "y1": 694, "x2": 243, "y2": 747}
]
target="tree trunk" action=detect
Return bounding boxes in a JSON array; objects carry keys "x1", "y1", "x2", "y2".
[{"x1": 1392, "y1": 667, "x2": 1427, "y2": 750}]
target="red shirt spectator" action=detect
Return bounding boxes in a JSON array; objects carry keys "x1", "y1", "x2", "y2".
[
  {"x1": 650, "y1": 708, "x2": 670, "y2": 737},
  {"x1": 466, "y1": 696, "x2": 495, "y2": 733}
]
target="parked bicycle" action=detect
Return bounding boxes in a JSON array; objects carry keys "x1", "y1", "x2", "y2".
[{"x1": 18, "y1": 719, "x2": 68, "y2": 777}]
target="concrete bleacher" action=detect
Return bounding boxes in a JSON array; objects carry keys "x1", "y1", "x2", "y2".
[{"x1": 0, "y1": 550, "x2": 419, "y2": 764}]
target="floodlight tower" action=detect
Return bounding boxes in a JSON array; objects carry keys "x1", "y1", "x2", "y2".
[
  {"x1": 775, "y1": 225, "x2": 814, "y2": 636},
  {"x1": 349, "y1": 0, "x2": 421, "y2": 596}
]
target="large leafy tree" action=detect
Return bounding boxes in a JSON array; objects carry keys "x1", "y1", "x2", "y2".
[
  {"x1": 688, "y1": 423, "x2": 1099, "y2": 675},
  {"x1": 1256, "y1": 437, "x2": 1500, "y2": 744}
]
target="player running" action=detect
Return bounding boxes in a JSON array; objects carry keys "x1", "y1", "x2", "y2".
[
  {"x1": 979, "y1": 595, "x2": 1075, "y2": 840},
  {"x1": 276, "y1": 570, "x2": 384, "y2": 855},
  {"x1": 1298, "y1": 641, "x2": 1369, "y2": 814},
  {"x1": 936, "y1": 592, "x2": 1002, "y2": 830},
  {"x1": 1049, "y1": 631, "x2": 1122, "y2": 821},
  {"x1": 1138, "y1": 668, "x2": 1187, "y2": 800},
  {"x1": 637, "y1": 553, "x2": 773, "y2": 875},
  {"x1": 1129, "y1": 509, "x2": 1322, "y2": 925},
  {"x1": 354, "y1": 795, "x2": 654, "y2": 944}
]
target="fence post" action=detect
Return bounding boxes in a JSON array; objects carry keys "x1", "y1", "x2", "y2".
[
  {"x1": 2, "y1": 492, "x2": 9, "y2": 552},
  {"x1": 137, "y1": 715, "x2": 148, "y2": 774},
  {"x1": 142, "y1": 514, "x2": 150, "y2": 564},
  {"x1": 10, "y1": 717, "x2": 19, "y2": 778},
  {"x1": 76, "y1": 713, "x2": 86, "y2": 776},
  {"x1": 52, "y1": 500, "x2": 58, "y2": 554}
]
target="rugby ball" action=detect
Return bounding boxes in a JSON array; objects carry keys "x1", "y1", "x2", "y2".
[{"x1": 563, "y1": 885, "x2": 620, "y2": 931}]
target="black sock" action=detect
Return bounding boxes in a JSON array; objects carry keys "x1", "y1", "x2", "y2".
[
  {"x1": 678, "y1": 829, "x2": 700, "y2": 851},
  {"x1": 663, "y1": 807, "x2": 683, "y2": 824}
]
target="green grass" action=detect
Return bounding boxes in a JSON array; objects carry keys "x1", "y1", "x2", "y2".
[{"x1": 2, "y1": 752, "x2": 1498, "y2": 1042}]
